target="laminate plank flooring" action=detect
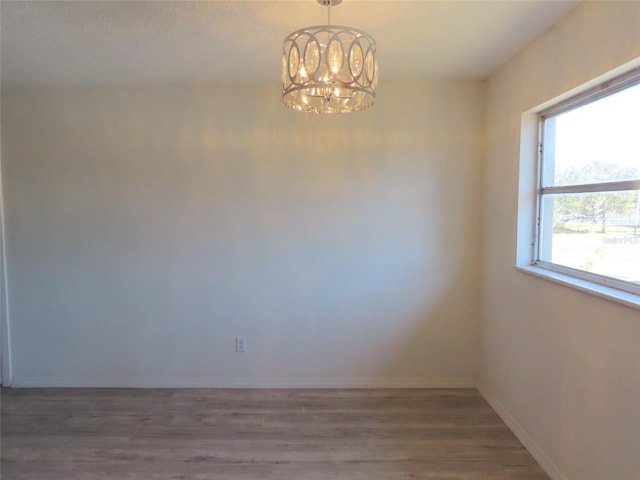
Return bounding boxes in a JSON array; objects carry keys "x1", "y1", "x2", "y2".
[{"x1": 1, "y1": 388, "x2": 549, "y2": 479}]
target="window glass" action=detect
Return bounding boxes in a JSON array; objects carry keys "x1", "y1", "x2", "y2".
[
  {"x1": 539, "y1": 191, "x2": 640, "y2": 284},
  {"x1": 547, "y1": 83, "x2": 640, "y2": 186}
]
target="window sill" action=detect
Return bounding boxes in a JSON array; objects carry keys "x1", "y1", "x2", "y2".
[{"x1": 516, "y1": 265, "x2": 640, "y2": 311}]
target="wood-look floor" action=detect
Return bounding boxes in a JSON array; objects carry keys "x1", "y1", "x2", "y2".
[{"x1": 1, "y1": 388, "x2": 549, "y2": 479}]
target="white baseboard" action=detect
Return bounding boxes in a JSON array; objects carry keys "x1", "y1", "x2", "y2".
[
  {"x1": 476, "y1": 381, "x2": 568, "y2": 480},
  {"x1": 9, "y1": 375, "x2": 476, "y2": 389}
]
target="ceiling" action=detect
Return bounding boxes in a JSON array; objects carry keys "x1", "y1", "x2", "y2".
[{"x1": 1, "y1": 0, "x2": 580, "y2": 87}]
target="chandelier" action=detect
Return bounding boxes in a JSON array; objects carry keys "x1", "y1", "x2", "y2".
[{"x1": 282, "y1": 0, "x2": 378, "y2": 114}]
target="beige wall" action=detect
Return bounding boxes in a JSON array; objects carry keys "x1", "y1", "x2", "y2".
[
  {"x1": 1, "y1": 79, "x2": 483, "y2": 387},
  {"x1": 480, "y1": 2, "x2": 640, "y2": 480}
]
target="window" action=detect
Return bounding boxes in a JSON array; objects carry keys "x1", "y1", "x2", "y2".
[{"x1": 534, "y1": 70, "x2": 640, "y2": 296}]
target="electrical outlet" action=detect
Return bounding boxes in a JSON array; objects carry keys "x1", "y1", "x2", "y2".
[{"x1": 235, "y1": 337, "x2": 246, "y2": 353}]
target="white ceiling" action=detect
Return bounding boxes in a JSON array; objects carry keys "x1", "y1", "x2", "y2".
[{"x1": 1, "y1": 0, "x2": 580, "y2": 87}]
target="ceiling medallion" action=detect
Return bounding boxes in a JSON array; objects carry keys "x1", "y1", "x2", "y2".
[{"x1": 282, "y1": 0, "x2": 378, "y2": 114}]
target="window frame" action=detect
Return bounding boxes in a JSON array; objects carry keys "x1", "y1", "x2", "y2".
[{"x1": 532, "y1": 68, "x2": 640, "y2": 297}]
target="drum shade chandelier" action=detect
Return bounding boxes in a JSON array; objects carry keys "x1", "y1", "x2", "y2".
[{"x1": 282, "y1": 0, "x2": 378, "y2": 114}]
